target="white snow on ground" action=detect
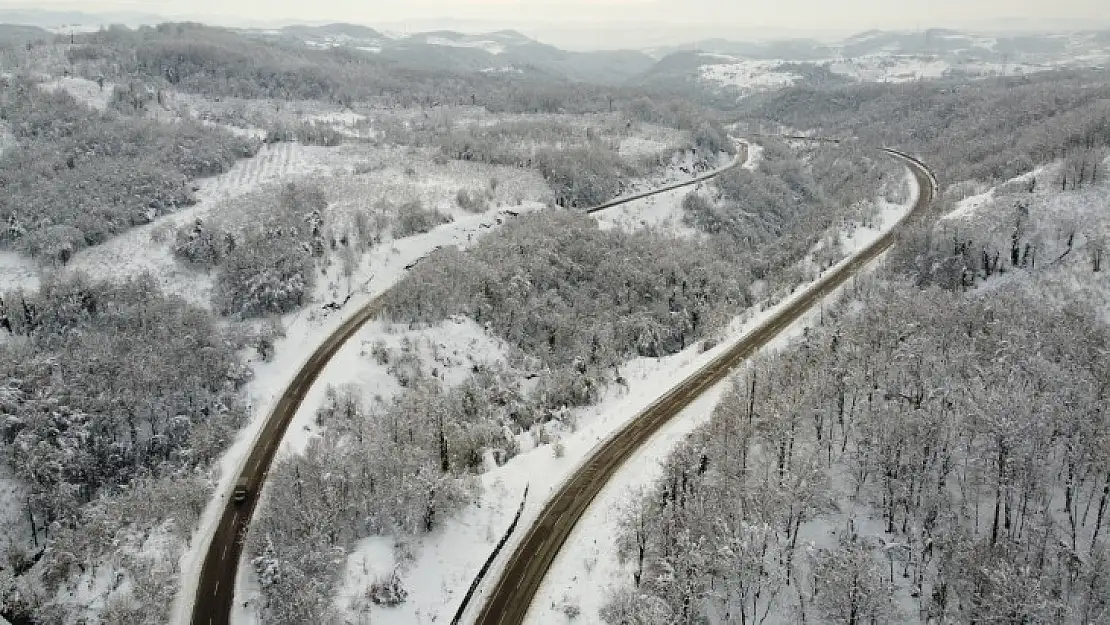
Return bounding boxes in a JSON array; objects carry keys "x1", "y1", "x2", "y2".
[
  {"x1": 699, "y1": 58, "x2": 802, "y2": 92},
  {"x1": 829, "y1": 55, "x2": 1050, "y2": 83},
  {"x1": 0, "y1": 251, "x2": 38, "y2": 293},
  {"x1": 425, "y1": 37, "x2": 506, "y2": 55},
  {"x1": 0, "y1": 462, "x2": 30, "y2": 567},
  {"x1": 594, "y1": 148, "x2": 739, "y2": 237},
  {"x1": 303, "y1": 110, "x2": 366, "y2": 126},
  {"x1": 40, "y1": 76, "x2": 113, "y2": 111},
  {"x1": 830, "y1": 55, "x2": 950, "y2": 82},
  {"x1": 742, "y1": 139, "x2": 763, "y2": 171},
  {"x1": 839, "y1": 175, "x2": 917, "y2": 256},
  {"x1": 941, "y1": 165, "x2": 1047, "y2": 221},
  {"x1": 0, "y1": 120, "x2": 13, "y2": 157},
  {"x1": 943, "y1": 185, "x2": 995, "y2": 220},
  {"x1": 523, "y1": 165, "x2": 920, "y2": 625},
  {"x1": 938, "y1": 157, "x2": 1110, "y2": 322},
  {"x1": 55, "y1": 522, "x2": 181, "y2": 623},
  {"x1": 594, "y1": 185, "x2": 702, "y2": 236},
  {"x1": 279, "y1": 315, "x2": 516, "y2": 458},
  {"x1": 617, "y1": 136, "x2": 670, "y2": 160}
]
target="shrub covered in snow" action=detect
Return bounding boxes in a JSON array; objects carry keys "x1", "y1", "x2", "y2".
[
  {"x1": 456, "y1": 188, "x2": 490, "y2": 213},
  {"x1": 367, "y1": 571, "x2": 408, "y2": 606},
  {"x1": 198, "y1": 182, "x2": 328, "y2": 318},
  {"x1": 537, "y1": 145, "x2": 630, "y2": 208},
  {"x1": 393, "y1": 200, "x2": 452, "y2": 238}
]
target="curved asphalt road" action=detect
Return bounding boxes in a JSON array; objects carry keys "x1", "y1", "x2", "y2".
[
  {"x1": 469, "y1": 149, "x2": 936, "y2": 625},
  {"x1": 187, "y1": 149, "x2": 747, "y2": 625}
]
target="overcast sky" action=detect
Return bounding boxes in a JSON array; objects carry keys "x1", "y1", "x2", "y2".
[{"x1": 7, "y1": 0, "x2": 1110, "y2": 47}]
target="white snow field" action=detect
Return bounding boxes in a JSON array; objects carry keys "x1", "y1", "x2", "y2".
[
  {"x1": 698, "y1": 57, "x2": 803, "y2": 92},
  {"x1": 0, "y1": 120, "x2": 14, "y2": 157},
  {"x1": 425, "y1": 36, "x2": 507, "y2": 55},
  {"x1": 0, "y1": 251, "x2": 38, "y2": 293},
  {"x1": 40, "y1": 76, "x2": 114, "y2": 111},
  {"x1": 594, "y1": 148, "x2": 733, "y2": 236}
]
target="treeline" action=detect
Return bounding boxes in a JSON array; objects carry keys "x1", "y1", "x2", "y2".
[
  {"x1": 0, "y1": 274, "x2": 247, "y2": 623},
  {"x1": 0, "y1": 75, "x2": 257, "y2": 262},
  {"x1": 746, "y1": 70, "x2": 1110, "y2": 194},
  {"x1": 605, "y1": 275, "x2": 1110, "y2": 624},
  {"x1": 174, "y1": 182, "x2": 326, "y2": 318},
  {"x1": 172, "y1": 181, "x2": 460, "y2": 319},
  {"x1": 382, "y1": 210, "x2": 749, "y2": 394}
]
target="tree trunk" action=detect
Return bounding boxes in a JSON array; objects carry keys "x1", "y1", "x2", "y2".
[
  {"x1": 991, "y1": 443, "x2": 1006, "y2": 546},
  {"x1": 1091, "y1": 472, "x2": 1110, "y2": 555},
  {"x1": 26, "y1": 497, "x2": 37, "y2": 548}
]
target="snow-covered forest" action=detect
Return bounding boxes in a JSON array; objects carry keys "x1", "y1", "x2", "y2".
[
  {"x1": 0, "y1": 14, "x2": 1108, "y2": 625},
  {"x1": 0, "y1": 20, "x2": 754, "y2": 625},
  {"x1": 598, "y1": 97, "x2": 1110, "y2": 624}
]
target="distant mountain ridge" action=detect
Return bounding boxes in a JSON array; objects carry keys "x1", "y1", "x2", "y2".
[
  {"x1": 271, "y1": 24, "x2": 657, "y2": 85},
  {"x1": 655, "y1": 27, "x2": 1110, "y2": 61}
]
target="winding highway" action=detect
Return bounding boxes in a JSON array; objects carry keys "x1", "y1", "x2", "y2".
[
  {"x1": 468, "y1": 148, "x2": 936, "y2": 625},
  {"x1": 186, "y1": 147, "x2": 748, "y2": 625}
]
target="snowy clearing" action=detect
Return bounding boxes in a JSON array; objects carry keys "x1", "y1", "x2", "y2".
[
  {"x1": 59, "y1": 142, "x2": 326, "y2": 307},
  {"x1": 741, "y1": 139, "x2": 764, "y2": 171},
  {"x1": 40, "y1": 76, "x2": 114, "y2": 111},
  {"x1": 425, "y1": 37, "x2": 506, "y2": 55},
  {"x1": 0, "y1": 462, "x2": 29, "y2": 567},
  {"x1": 278, "y1": 315, "x2": 517, "y2": 458},
  {"x1": 0, "y1": 120, "x2": 13, "y2": 157},
  {"x1": 698, "y1": 57, "x2": 802, "y2": 92},
  {"x1": 594, "y1": 149, "x2": 733, "y2": 236},
  {"x1": 829, "y1": 55, "x2": 1049, "y2": 83},
  {"x1": 0, "y1": 251, "x2": 38, "y2": 293},
  {"x1": 594, "y1": 184, "x2": 702, "y2": 237}
]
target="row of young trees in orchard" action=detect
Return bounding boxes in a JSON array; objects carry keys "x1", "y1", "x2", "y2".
[
  {"x1": 0, "y1": 75, "x2": 257, "y2": 263},
  {"x1": 604, "y1": 272, "x2": 1110, "y2": 625}
]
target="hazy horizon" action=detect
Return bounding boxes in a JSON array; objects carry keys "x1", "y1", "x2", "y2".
[{"x1": 3, "y1": 0, "x2": 1110, "y2": 49}]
